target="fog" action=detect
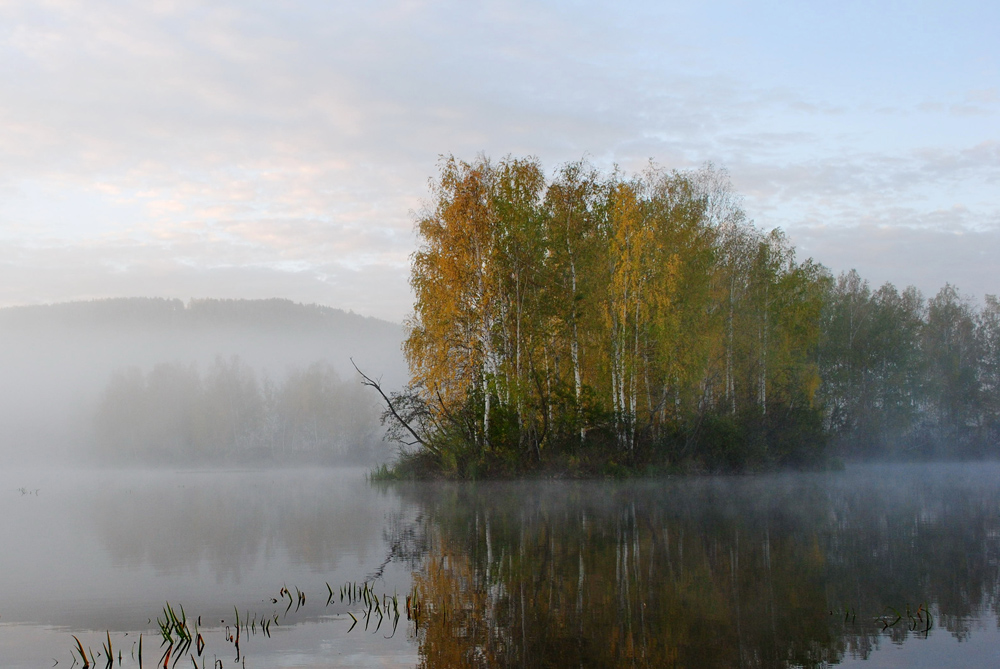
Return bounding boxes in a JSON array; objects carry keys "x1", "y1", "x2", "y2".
[{"x1": 0, "y1": 297, "x2": 407, "y2": 466}]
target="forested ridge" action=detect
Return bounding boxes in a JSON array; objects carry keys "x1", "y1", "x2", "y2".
[
  {"x1": 375, "y1": 155, "x2": 1000, "y2": 478},
  {"x1": 0, "y1": 297, "x2": 405, "y2": 465},
  {"x1": 0, "y1": 296, "x2": 391, "y2": 331}
]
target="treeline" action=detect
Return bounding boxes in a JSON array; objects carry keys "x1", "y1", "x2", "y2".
[
  {"x1": 95, "y1": 357, "x2": 384, "y2": 464},
  {"x1": 379, "y1": 155, "x2": 1000, "y2": 477},
  {"x1": 0, "y1": 296, "x2": 405, "y2": 465},
  {"x1": 820, "y1": 274, "x2": 1000, "y2": 459},
  {"x1": 388, "y1": 155, "x2": 828, "y2": 477}
]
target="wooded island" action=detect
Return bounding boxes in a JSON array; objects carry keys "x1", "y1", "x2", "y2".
[{"x1": 373, "y1": 155, "x2": 1000, "y2": 478}]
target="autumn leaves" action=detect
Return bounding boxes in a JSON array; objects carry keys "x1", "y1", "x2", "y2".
[{"x1": 398, "y1": 155, "x2": 825, "y2": 475}]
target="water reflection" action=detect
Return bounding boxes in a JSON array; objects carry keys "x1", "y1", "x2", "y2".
[
  {"x1": 388, "y1": 465, "x2": 1000, "y2": 668},
  {"x1": 4, "y1": 465, "x2": 1000, "y2": 667},
  {"x1": 0, "y1": 468, "x2": 412, "y2": 636},
  {"x1": 89, "y1": 470, "x2": 390, "y2": 581}
]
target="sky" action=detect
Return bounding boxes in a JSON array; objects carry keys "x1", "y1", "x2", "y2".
[{"x1": 0, "y1": 0, "x2": 997, "y2": 322}]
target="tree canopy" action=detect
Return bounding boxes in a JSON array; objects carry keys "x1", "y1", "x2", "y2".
[
  {"x1": 375, "y1": 154, "x2": 1000, "y2": 478},
  {"x1": 388, "y1": 155, "x2": 828, "y2": 477}
]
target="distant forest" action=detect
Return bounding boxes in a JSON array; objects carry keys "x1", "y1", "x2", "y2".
[
  {"x1": 2, "y1": 204, "x2": 997, "y2": 473},
  {"x1": 821, "y1": 274, "x2": 999, "y2": 460},
  {"x1": 0, "y1": 297, "x2": 405, "y2": 465},
  {"x1": 95, "y1": 357, "x2": 379, "y2": 464},
  {"x1": 374, "y1": 155, "x2": 1000, "y2": 478}
]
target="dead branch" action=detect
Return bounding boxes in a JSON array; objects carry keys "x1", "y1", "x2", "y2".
[{"x1": 351, "y1": 358, "x2": 429, "y2": 449}]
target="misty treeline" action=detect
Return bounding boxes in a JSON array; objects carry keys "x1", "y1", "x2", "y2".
[
  {"x1": 95, "y1": 356, "x2": 382, "y2": 464},
  {"x1": 821, "y1": 274, "x2": 1000, "y2": 459},
  {"x1": 381, "y1": 155, "x2": 999, "y2": 477},
  {"x1": 0, "y1": 297, "x2": 404, "y2": 465}
]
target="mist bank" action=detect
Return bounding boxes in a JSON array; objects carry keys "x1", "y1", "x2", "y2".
[
  {"x1": 95, "y1": 357, "x2": 385, "y2": 465},
  {"x1": 0, "y1": 297, "x2": 407, "y2": 466},
  {"x1": 820, "y1": 274, "x2": 1000, "y2": 461}
]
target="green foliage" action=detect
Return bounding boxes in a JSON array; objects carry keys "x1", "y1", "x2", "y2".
[
  {"x1": 385, "y1": 156, "x2": 829, "y2": 477},
  {"x1": 379, "y1": 155, "x2": 1000, "y2": 475},
  {"x1": 819, "y1": 277, "x2": 1000, "y2": 460}
]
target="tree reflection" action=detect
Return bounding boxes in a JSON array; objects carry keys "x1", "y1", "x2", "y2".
[
  {"x1": 396, "y1": 469, "x2": 1000, "y2": 667},
  {"x1": 81, "y1": 467, "x2": 1000, "y2": 665}
]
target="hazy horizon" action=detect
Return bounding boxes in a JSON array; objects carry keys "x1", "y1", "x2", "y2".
[{"x1": 0, "y1": 297, "x2": 407, "y2": 466}]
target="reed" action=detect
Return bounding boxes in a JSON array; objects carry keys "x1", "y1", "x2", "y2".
[
  {"x1": 72, "y1": 635, "x2": 90, "y2": 668},
  {"x1": 101, "y1": 630, "x2": 113, "y2": 669},
  {"x1": 67, "y1": 575, "x2": 413, "y2": 666}
]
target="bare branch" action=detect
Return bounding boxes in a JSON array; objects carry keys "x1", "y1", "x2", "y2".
[{"x1": 351, "y1": 358, "x2": 429, "y2": 449}]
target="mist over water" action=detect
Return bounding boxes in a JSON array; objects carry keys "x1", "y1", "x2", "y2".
[
  {"x1": 0, "y1": 467, "x2": 419, "y2": 667},
  {"x1": 5, "y1": 297, "x2": 1000, "y2": 666},
  {"x1": 4, "y1": 463, "x2": 1000, "y2": 667}
]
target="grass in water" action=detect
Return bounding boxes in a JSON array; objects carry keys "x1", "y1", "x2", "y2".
[{"x1": 68, "y1": 578, "x2": 408, "y2": 666}]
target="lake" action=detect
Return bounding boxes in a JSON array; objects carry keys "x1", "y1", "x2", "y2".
[{"x1": 2, "y1": 463, "x2": 1000, "y2": 667}]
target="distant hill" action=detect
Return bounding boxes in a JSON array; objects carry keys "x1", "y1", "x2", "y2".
[{"x1": 0, "y1": 298, "x2": 407, "y2": 465}]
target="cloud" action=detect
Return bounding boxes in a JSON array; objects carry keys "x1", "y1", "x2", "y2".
[
  {"x1": 788, "y1": 223, "x2": 1000, "y2": 303},
  {"x1": 0, "y1": 239, "x2": 412, "y2": 320},
  {"x1": 0, "y1": 0, "x2": 996, "y2": 319},
  {"x1": 730, "y1": 141, "x2": 1000, "y2": 234}
]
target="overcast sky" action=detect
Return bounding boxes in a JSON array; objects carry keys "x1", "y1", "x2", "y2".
[{"x1": 1, "y1": 0, "x2": 997, "y2": 321}]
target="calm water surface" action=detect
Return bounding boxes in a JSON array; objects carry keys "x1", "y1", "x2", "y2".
[{"x1": 2, "y1": 464, "x2": 1000, "y2": 667}]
